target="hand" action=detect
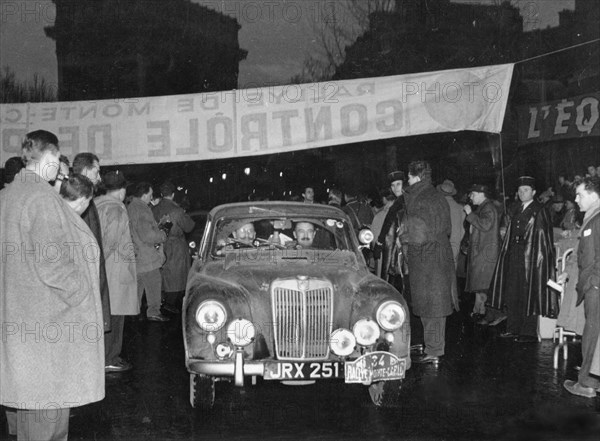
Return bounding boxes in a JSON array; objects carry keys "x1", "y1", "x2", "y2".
[
  {"x1": 372, "y1": 242, "x2": 383, "y2": 259},
  {"x1": 557, "y1": 272, "x2": 568, "y2": 284},
  {"x1": 463, "y1": 204, "x2": 472, "y2": 215}
]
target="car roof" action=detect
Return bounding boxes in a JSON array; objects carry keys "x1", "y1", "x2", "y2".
[{"x1": 208, "y1": 201, "x2": 348, "y2": 219}]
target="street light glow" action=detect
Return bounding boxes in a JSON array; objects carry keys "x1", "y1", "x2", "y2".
[{"x1": 222, "y1": 173, "x2": 227, "y2": 180}]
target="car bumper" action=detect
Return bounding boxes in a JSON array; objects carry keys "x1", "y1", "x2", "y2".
[{"x1": 187, "y1": 350, "x2": 409, "y2": 386}]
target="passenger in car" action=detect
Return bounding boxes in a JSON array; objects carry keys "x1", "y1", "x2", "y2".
[{"x1": 232, "y1": 222, "x2": 256, "y2": 244}]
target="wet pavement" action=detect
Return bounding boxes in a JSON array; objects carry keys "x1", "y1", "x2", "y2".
[{"x1": 2, "y1": 305, "x2": 599, "y2": 441}]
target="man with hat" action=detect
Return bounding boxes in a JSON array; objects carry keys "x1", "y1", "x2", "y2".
[
  {"x1": 463, "y1": 184, "x2": 500, "y2": 320},
  {"x1": 372, "y1": 170, "x2": 407, "y2": 285},
  {"x1": 489, "y1": 176, "x2": 557, "y2": 342},
  {"x1": 95, "y1": 170, "x2": 139, "y2": 372},
  {"x1": 437, "y1": 179, "x2": 465, "y2": 268}
]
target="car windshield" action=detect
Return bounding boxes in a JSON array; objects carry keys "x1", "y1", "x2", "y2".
[{"x1": 209, "y1": 215, "x2": 356, "y2": 257}]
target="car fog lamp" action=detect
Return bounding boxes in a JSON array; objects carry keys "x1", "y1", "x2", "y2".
[
  {"x1": 227, "y1": 318, "x2": 255, "y2": 347},
  {"x1": 353, "y1": 318, "x2": 380, "y2": 346},
  {"x1": 330, "y1": 328, "x2": 356, "y2": 356},
  {"x1": 358, "y1": 228, "x2": 374, "y2": 245},
  {"x1": 215, "y1": 342, "x2": 233, "y2": 359},
  {"x1": 196, "y1": 300, "x2": 227, "y2": 332},
  {"x1": 376, "y1": 301, "x2": 405, "y2": 331}
]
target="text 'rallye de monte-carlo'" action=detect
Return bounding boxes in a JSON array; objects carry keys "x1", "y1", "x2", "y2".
[{"x1": 183, "y1": 202, "x2": 411, "y2": 409}]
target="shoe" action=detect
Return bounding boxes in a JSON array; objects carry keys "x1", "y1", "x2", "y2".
[
  {"x1": 488, "y1": 316, "x2": 507, "y2": 326},
  {"x1": 413, "y1": 354, "x2": 440, "y2": 364},
  {"x1": 147, "y1": 314, "x2": 170, "y2": 322},
  {"x1": 105, "y1": 359, "x2": 133, "y2": 373},
  {"x1": 499, "y1": 332, "x2": 517, "y2": 338},
  {"x1": 476, "y1": 318, "x2": 490, "y2": 326},
  {"x1": 515, "y1": 335, "x2": 538, "y2": 343},
  {"x1": 162, "y1": 304, "x2": 181, "y2": 314},
  {"x1": 563, "y1": 380, "x2": 597, "y2": 398}
]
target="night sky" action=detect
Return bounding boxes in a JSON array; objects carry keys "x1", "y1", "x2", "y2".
[{"x1": 0, "y1": 0, "x2": 575, "y2": 88}]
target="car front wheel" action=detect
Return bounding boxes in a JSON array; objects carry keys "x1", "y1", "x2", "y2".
[{"x1": 190, "y1": 374, "x2": 215, "y2": 411}]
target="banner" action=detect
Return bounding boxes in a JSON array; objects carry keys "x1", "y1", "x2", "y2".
[
  {"x1": 1, "y1": 64, "x2": 513, "y2": 166},
  {"x1": 518, "y1": 92, "x2": 600, "y2": 145}
]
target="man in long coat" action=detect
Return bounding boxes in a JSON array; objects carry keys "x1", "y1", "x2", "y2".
[
  {"x1": 401, "y1": 161, "x2": 458, "y2": 363},
  {"x1": 563, "y1": 176, "x2": 600, "y2": 398},
  {"x1": 463, "y1": 184, "x2": 501, "y2": 318},
  {"x1": 489, "y1": 176, "x2": 557, "y2": 342},
  {"x1": 372, "y1": 171, "x2": 406, "y2": 285},
  {"x1": 152, "y1": 181, "x2": 195, "y2": 313},
  {"x1": 96, "y1": 170, "x2": 140, "y2": 372},
  {"x1": 0, "y1": 130, "x2": 104, "y2": 440},
  {"x1": 73, "y1": 152, "x2": 111, "y2": 333}
]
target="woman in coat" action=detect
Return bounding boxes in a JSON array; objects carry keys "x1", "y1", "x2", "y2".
[
  {"x1": 0, "y1": 130, "x2": 104, "y2": 440},
  {"x1": 463, "y1": 184, "x2": 501, "y2": 318},
  {"x1": 401, "y1": 161, "x2": 458, "y2": 363}
]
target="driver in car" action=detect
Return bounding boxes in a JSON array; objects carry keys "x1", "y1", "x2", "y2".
[{"x1": 287, "y1": 221, "x2": 316, "y2": 249}]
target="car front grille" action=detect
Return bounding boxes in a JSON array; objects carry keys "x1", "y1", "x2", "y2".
[{"x1": 271, "y1": 278, "x2": 333, "y2": 360}]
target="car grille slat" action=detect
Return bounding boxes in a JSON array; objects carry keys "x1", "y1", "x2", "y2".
[{"x1": 272, "y1": 280, "x2": 333, "y2": 361}]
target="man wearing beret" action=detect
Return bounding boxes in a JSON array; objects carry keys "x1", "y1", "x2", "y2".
[
  {"x1": 489, "y1": 176, "x2": 557, "y2": 342},
  {"x1": 463, "y1": 184, "x2": 500, "y2": 320}
]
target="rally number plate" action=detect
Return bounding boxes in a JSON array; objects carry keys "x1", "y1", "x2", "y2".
[
  {"x1": 344, "y1": 351, "x2": 406, "y2": 384},
  {"x1": 264, "y1": 361, "x2": 342, "y2": 380}
]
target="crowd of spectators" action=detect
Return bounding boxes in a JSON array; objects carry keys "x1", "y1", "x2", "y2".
[{"x1": 1, "y1": 130, "x2": 598, "y2": 440}]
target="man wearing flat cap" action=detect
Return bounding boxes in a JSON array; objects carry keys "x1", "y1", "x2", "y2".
[
  {"x1": 489, "y1": 176, "x2": 557, "y2": 342},
  {"x1": 372, "y1": 170, "x2": 407, "y2": 285},
  {"x1": 463, "y1": 184, "x2": 500, "y2": 320}
]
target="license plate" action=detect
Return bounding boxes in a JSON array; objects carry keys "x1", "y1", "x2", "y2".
[
  {"x1": 344, "y1": 351, "x2": 406, "y2": 384},
  {"x1": 264, "y1": 361, "x2": 342, "y2": 380}
]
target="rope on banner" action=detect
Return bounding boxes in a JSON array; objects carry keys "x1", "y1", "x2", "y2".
[{"x1": 514, "y1": 38, "x2": 599, "y2": 65}]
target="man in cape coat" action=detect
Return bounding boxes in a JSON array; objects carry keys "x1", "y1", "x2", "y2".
[{"x1": 488, "y1": 176, "x2": 557, "y2": 342}]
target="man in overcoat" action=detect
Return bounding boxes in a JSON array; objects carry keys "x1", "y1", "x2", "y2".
[
  {"x1": 128, "y1": 182, "x2": 169, "y2": 322},
  {"x1": 401, "y1": 161, "x2": 458, "y2": 363},
  {"x1": 463, "y1": 184, "x2": 500, "y2": 318},
  {"x1": 152, "y1": 181, "x2": 195, "y2": 313},
  {"x1": 0, "y1": 130, "x2": 104, "y2": 440},
  {"x1": 73, "y1": 152, "x2": 111, "y2": 333},
  {"x1": 489, "y1": 176, "x2": 557, "y2": 342},
  {"x1": 96, "y1": 170, "x2": 140, "y2": 372},
  {"x1": 563, "y1": 176, "x2": 600, "y2": 398}
]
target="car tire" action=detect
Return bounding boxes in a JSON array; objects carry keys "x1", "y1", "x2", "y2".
[
  {"x1": 190, "y1": 374, "x2": 215, "y2": 411},
  {"x1": 368, "y1": 379, "x2": 403, "y2": 408}
]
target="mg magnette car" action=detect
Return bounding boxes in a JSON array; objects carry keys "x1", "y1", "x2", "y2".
[{"x1": 183, "y1": 202, "x2": 411, "y2": 409}]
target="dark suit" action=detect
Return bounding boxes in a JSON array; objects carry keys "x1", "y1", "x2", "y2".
[{"x1": 576, "y1": 207, "x2": 600, "y2": 389}]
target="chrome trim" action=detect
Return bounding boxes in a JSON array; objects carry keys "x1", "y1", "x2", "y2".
[{"x1": 271, "y1": 278, "x2": 333, "y2": 361}]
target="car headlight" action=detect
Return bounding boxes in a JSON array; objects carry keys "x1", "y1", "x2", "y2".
[
  {"x1": 227, "y1": 318, "x2": 255, "y2": 347},
  {"x1": 195, "y1": 300, "x2": 227, "y2": 332},
  {"x1": 352, "y1": 318, "x2": 380, "y2": 346},
  {"x1": 358, "y1": 228, "x2": 374, "y2": 245},
  {"x1": 329, "y1": 328, "x2": 356, "y2": 356},
  {"x1": 376, "y1": 301, "x2": 405, "y2": 331}
]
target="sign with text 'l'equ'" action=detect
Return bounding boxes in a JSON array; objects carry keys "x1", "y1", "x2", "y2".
[{"x1": 0, "y1": 64, "x2": 514, "y2": 166}]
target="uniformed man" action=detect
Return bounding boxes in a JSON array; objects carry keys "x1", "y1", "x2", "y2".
[{"x1": 488, "y1": 176, "x2": 557, "y2": 342}]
